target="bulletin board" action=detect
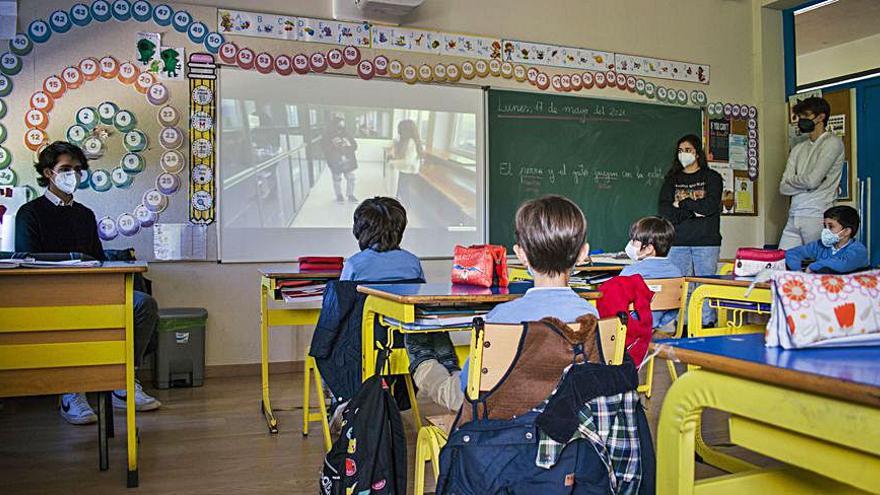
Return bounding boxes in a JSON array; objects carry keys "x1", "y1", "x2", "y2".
[
  {"x1": 823, "y1": 88, "x2": 853, "y2": 201},
  {"x1": 704, "y1": 102, "x2": 760, "y2": 216}
]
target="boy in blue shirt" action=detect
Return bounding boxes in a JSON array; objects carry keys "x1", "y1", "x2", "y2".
[
  {"x1": 408, "y1": 195, "x2": 598, "y2": 411},
  {"x1": 785, "y1": 205, "x2": 868, "y2": 274},
  {"x1": 620, "y1": 216, "x2": 683, "y2": 329},
  {"x1": 341, "y1": 197, "x2": 424, "y2": 282}
]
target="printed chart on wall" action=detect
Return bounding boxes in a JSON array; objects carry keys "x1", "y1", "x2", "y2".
[
  {"x1": 488, "y1": 89, "x2": 702, "y2": 251},
  {"x1": 705, "y1": 101, "x2": 759, "y2": 216}
]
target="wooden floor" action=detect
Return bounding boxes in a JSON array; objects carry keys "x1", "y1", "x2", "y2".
[{"x1": 0, "y1": 364, "x2": 774, "y2": 494}]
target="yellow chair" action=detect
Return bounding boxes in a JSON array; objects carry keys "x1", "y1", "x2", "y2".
[
  {"x1": 302, "y1": 354, "x2": 332, "y2": 452},
  {"x1": 413, "y1": 317, "x2": 627, "y2": 495},
  {"x1": 638, "y1": 277, "x2": 688, "y2": 398}
]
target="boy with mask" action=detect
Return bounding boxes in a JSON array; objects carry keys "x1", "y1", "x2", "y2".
[
  {"x1": 785, "y1": 205, "x2": 868, "y2": 274},
  {"x1": 15, "y1": 141, "x2": 162, "y2": 425},
  {"x1": 779, "y1": 97, "x2": 845, "y2": 249},
  {"x1": 620, "y1": 216, "x2": 683, "y2": 330}
]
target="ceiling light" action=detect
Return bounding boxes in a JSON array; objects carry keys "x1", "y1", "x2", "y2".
[{"x1": 794, "y1": 0, "x2": 840, "y2": 16}]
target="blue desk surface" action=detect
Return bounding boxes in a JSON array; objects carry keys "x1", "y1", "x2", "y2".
[
  {"x1": 657, "y1": 334, "x2": 880, "y2": 389},
  {"x1": 358, "y1": 282, "x2": 601, "y2": 304}
]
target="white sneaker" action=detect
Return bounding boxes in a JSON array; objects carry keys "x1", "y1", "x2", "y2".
[
  {"x1": 60, "y1": 393, "x2": 97, "y2": 425},
  {"x1": 112, "y1": 381, "x2": 162, "y2": 411}
]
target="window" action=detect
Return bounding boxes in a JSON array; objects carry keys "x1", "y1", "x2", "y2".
[
  {"x1": 450, "y1": 113, "x2": 477, "y2": 158},
  {"x1": 286, "y1": 104, "x2": 299, "y2": 127}
]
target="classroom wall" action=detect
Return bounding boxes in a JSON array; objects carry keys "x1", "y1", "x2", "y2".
[
  {"x1": 797, "y1": 33, "x2": 880, "y2": 86},
  {"x1": 10, "y1": 0, "x2": 788, "y2": 366}
]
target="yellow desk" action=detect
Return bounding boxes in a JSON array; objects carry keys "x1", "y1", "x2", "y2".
[
  {"x1": 0, "y1": 262, "x2": 144, "y2": 487},
  {"x1": 684, "y1": 276, "x2": 772, "y2": 338},
  {"x1": 258, "y1": 268, "x2": 339, "y2": 435},
  {"x1": 357, "y1": 282, "x2": 603, "y2": 425},
  {"x1": 654, "y1": 334, "x2": 880, "y2": 495}
]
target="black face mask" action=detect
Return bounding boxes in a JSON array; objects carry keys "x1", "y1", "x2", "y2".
[{"x1": 797, "y1": 118, "x2": 816, "y2": 133}]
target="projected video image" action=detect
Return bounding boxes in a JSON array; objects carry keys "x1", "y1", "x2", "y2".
[{"x1": 220, "y1": 100, "x2": 478, "y2": 231}]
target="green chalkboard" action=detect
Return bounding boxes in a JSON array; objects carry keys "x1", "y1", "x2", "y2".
[{"x1": 488, "y1": 89, "x2": 702, "y2": 252}]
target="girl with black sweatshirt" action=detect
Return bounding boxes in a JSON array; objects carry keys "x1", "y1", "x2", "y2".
[{"x1": 658, "y1": 134, "x2": 723, "y2": 325}]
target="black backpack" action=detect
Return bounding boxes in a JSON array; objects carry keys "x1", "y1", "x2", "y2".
[{"x1": 320, "y1": 349, "x2": 407, "y2": 495}]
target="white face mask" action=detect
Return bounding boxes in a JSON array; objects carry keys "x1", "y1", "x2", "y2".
[
  {"x1": 53, "y1": 171, "x2": 79, "y2": 195},
  {"x1": 624, "y1": 240, "x2": 642, "y2": 261},
  {"x1": 678, "y1": 152, "x2": 697, "y2": 167}
]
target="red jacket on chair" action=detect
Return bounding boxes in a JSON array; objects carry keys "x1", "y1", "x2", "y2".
[{"x1": 597, "y1": 274, "x2": 654, "y2": 366}]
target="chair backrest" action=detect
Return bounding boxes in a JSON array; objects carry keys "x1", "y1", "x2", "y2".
[
  {"x1": 643, "y1": 277, "x2": 686, "y2": 311},
  {"x1": 466, "y1": 316, "x2": 627, "y2": 400}
]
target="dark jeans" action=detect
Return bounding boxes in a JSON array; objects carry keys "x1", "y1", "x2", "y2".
[
  {"x1": 133, "y1": 290, "x2": 159, "y2": 368},
  {"x1": 405, "y1": 332, "x2": 460, "y2": 375}
]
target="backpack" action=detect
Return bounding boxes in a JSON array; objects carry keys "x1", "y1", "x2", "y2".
[{"x1": 320, "y1": 349, "x2": 407, "y2": 495}]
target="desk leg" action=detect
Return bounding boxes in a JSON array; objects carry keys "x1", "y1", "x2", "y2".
[
  {"x1": 124, "y1": 275, "x2": 139, "y2": 488},
  {"x1": 658, "y1": 370, "x2": 880, "y2": 494},
  {"x1": 97, "y1": 392, "x2": 109, "y2": 471},
  {"x1": 260, "y1": 284, "x2": 278, "y2": 434},
  {"x1": 361, "y1": 296, "x2": 378, "y2": 381}
]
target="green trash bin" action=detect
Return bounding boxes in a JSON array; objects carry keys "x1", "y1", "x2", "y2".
[{"x1": 153, "y1": 308, "x2": 208, "y2": 389}]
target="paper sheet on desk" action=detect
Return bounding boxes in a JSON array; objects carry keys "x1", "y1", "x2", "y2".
[{"x1": 19, "y1": 259, "x2": 101, "y2": 267}]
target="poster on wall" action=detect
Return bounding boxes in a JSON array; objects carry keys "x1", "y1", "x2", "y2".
[
  {"x1": 838, "y1": 160, "x2": 850, "y2": 200},
  {"x1": 614, "y1": 53, "x2": 709, "y2": 84},
  {"x1": 707, "y1": 119, "x2": 729, "y2": 162},
  {"x1": 734, "y1": 175, "x2": 755, "y2": 214},
  {"x1": 0, "y1": 1, "x2": 15, "y2": 39},
  {"x1": 188, "y1": 53, "x2": 216, "y2": 224},
  {"x1": 217, "y1": 9, "x2": 370, "y2": 47},
  {"x1": 728, "y1": 134, "x2": 748, "y2": 171},
  {"x1": 708, "y1": 162, "x2": 735, "y2": 214}
]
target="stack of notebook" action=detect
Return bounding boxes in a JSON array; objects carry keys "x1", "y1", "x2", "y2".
[
  {"x1": 277, "y1": 279, "x2": 327, "y2": 303},
  {"x1": 384, "y1": 306, "x2": 491, "y2": 331},
  {"x1": 298, "y1": 256, "x2": 344, "y2": 272}
]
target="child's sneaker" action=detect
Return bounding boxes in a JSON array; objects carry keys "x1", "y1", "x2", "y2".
[
  {"x1": 59, "y1": 393, "x2": 97, "y2": 425},
  {"x1": 112, "y1": 381, "x2": 162, "y2": 411}
]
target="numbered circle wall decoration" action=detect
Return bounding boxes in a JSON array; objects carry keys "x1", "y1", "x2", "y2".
[{"x1": 19, "y1": 56, "x2": 187, "y2": 238}]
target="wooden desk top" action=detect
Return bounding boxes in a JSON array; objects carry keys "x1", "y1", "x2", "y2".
[
  {"x1": 0, "y1": 261, "x2": 147, "y2": 276},
  {"x1": 686, "y1": 275, "x2": 770, "y2": 289},
  {"x1": 358, "y1": 281, "x2": 601, "y2": 304},
  {"x1": 652, "y1": 334, "x2": 880, "y2": 408},
  {"x1": 509, "y1": 262, "x2": 626, "y2": 274},
  {"x1": 259, "y1": 267, "x2": 341, "y2": 280}
]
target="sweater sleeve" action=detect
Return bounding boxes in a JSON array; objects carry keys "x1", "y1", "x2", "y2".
[
  {"x1": 86, "y1": 211, "x2": 106, "y2": 261},
  {"x1": 658, "y1": 176, "x2": 693, "y2": 224},
  {"x1": 809, "y1": 242, "x2": 869, "y2": 274},
  {"x1": 779, "y1": 150, "x2": 806, "y2": 196},
  {"x1": 785, "y1": 242, "x2": 819, "y2": 271},
  {"x1": 14, "y1": 204, "x2": 42, "y2": 253},
  {"x1": 787, "y1": 137, "x2": 844, "y2": 191},
  {"x1": 679, "y1": 171, "x2": 722, "y2": 217}
]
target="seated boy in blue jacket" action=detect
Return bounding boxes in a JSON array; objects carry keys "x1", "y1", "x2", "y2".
[
  {"x1": 785, "y1": 205, "x2": 869, "y2": 274},
  {"x1": 620, "y1": 216, "x2": 683, "y2": 330}
]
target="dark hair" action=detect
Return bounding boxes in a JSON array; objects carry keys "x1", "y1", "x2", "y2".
[
  {"x1": 352, "y1": 197, "x2": 408, "y2": 252},
  {"x1": 514, "y1": 195, "x2": 587, "y2": 276},
  {"x1": 629, "y1": 216, "x2": 675, "y2": 257},
  {"x1": 824, "y1": 205, "x2": 860, "y2": 236},
  {"x1": 34, "y1": 141, "x2": 89, "y2": 187},
  {"x1": 666, "y1": 134, "x2": 708, "y2": 178},
  {"x1": 394, "y1": 119, "x2": 422, "y2": 158},
  {"x1": 793, "y1": 97, "x2": 831, "y2": 126}
]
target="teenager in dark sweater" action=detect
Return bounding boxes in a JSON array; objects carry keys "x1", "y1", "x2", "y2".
[
  {"x1": 15, "y1": 142, "x2": 161, "y2": 425},
  {"x1": 658, "y1": 134, "x2": 723, "y2": 325}
]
